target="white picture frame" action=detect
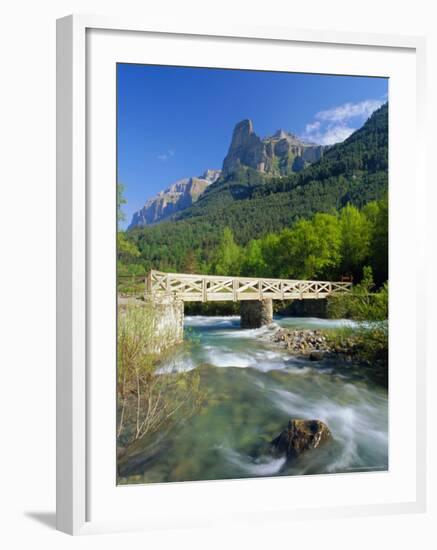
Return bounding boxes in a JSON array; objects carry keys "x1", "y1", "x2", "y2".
[{"x1": 56, "y1": 14, "x2": 427, "y2": 535}]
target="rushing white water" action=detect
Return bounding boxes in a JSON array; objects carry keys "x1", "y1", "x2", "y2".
[
  {"x1": 184, "y1": 315, "x2": 240, "y2": 328},
  {"x1": 122, "y1": 315, "x2": 388, "y2": 484},
  {"x1": 217, "y1": 446, "x2": 287, "y2": 476}
]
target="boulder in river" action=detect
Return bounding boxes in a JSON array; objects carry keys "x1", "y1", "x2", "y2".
[
  {"x1": 271, "y1": 419, "x2": 331, "y2": 459},
  {"x1": 309, "y1": 351, "x2": 324, "y2": 361}
]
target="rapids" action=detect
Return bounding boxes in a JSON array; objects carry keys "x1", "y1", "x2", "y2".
[{"x1": 120, "y1": 316, "x2": 388, "y2": 484}]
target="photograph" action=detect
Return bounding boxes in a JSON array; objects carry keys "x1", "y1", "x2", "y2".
[
  {"x1": 1, "y1": 0, "x2": 432, "y2": 544},
  {"x1": 116, "y1": 64, "x2": 389, "y2": 485}
]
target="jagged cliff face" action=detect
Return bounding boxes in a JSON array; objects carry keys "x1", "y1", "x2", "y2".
[
  {"x1": 128, "y1": 169, "x2": 221, "y2": 229},
  {"x1": 129, "y1": 120, "x2": 326, "y2": 230},
  {"x1": 222, "y1": 119, "x2": 326, "y2": 176}
]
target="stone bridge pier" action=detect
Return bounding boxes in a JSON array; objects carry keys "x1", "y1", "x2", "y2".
[
  {"x1": 240, "y1": 299, "x2": 273, "y2": 328},
  {"x1": 143, "y1": 294, "x2": 184, "y2": 353},
  {"x1": 146, "y1": 296, "x2": 274, "y2": 352}
]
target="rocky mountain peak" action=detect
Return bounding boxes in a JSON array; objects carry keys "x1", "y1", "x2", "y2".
[
  {"x1": 222, "y1": 119, "x2": 266, "y2": 175},
  {"x1": 223, "y1": 119, "x2": 326, "y2": 177},
  {"x1": 268, "y1": 129, "x2": 304, "y2": 146},
  {"x1": 228, "y1": 119, "x2": 256, "y2": 148},
  {"x1": 272, "y1": 129, "x2": 289, "y2": 140}
]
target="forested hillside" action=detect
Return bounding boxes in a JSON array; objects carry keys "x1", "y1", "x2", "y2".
[{"x1": 119, "y1": 103, "x2": 388, "y2": 283}]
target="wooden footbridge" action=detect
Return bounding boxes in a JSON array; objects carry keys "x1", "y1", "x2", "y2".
[
  {"x1": 145, "y1": 270, "x2": 352, "y2": 303},
  {"x1": 118, "y1": 270, "x2": 352, "y2": 339}
]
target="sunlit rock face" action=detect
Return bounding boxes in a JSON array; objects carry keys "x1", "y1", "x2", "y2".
[
  {"x1": 222, "y1": 119, "x2": 267, "y2": 175},
  {"x1": 129, "y1": 119, "x2": 326, "y2": 230},
  {"x1": 128, "y1": 169, "x2": 221, "y2": 229},
  {"x1": 222, "y1": 119, "x2": 326, "y2": 177}
]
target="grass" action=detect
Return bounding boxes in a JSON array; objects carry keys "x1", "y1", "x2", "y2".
[
  {"x1": 323, "y1": 323, "x2": 388, "y2": 386},
  {"x1": 117, "y1": 303, "x2": 205, "y2": 450}
]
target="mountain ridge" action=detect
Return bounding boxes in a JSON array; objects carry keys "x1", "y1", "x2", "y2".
[
  {"x1": 125, "y1": 103, "x2": 388, "y2": 273},
  {"x1": 128, "y1": 169, "x2": 221, "y2": 229},
  {"x1": 129, "y1": 118, "x2": 327, "y2": 229}
]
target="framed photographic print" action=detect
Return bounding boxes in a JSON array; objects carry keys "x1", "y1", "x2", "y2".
[{"x1": 56, "y1": 15, "x2": 427, "y2": 535}]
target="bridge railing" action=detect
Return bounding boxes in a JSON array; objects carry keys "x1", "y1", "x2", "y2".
[{"x1": 146, "y1": 270, "x2": 352, "y2": 302}]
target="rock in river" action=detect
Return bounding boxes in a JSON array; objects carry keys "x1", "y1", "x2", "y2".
[
  {"x1": 309, "y1": 351, "x2": 324, "y2": 361},
  {"x1": 271, "y1": 419, "x2": 331, "y2": 459}
]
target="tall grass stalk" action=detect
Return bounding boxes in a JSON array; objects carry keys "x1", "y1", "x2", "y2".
[{"x1": 117, "y1": 303, "x2": 204, "y2": 447}]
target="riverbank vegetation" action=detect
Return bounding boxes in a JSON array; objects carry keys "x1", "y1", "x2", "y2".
[
  {"x1": 117, "y1": 303, "x2": 204, "y2": 450},
  {"x1": 272, "y1": 321, "x2": 388, "y2": 386},
  {"x1": 270, "y1": 268, "x2": 388, "y2": 385},
  {"x1": 327, "y1": 266, "x2": 388, "y2": 382},
  {"x1": 327, "y1": 266, "x2": 388, "y2": 321},
  {"x1": 327, "y1": 268, "x2": 388, "y2": 386},
  {"x1": 323, "y1": 324, "x2": 388, "y2": 386}
]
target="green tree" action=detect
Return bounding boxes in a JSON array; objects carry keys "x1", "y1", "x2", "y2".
[
  {"x1": 310, "y1": 213, "x2": 342, "y2": 278},
  {"x1": 212, "y1": 227, "x2": 241, "y2": 275},
  {"x1": 259, "y1": 233, "x2": 281, "y2": 277},
  {"x1": 362, "y1": 199, "x2": 380, "y2": 227},
  {"x1": 117, "y1": 183, "x2": 140, "y2": 265},
  {"x1": 241, "y1": 239, "x2": 267, "y2": 277},
  {"x1": 339, "y1": 204, "x2": 371, "y2": 278},
  {"x1": 369, "y1": 195, "x2": 388, "y2": 285},
  {"x1": 117, "y1": 182, "x2": 127, "y2": 226},
  {"x1": 270, "y1": 213, "x2": 341, "y2": 280},
  {"x1": 117, "y1": 232, "x2": 140, "y2": 262}
]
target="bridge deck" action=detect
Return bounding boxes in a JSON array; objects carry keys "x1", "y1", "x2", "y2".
[{"x1": 146, "y1": 270, "x2": 352, "y2": 302}]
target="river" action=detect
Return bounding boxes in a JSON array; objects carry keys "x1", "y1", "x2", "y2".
[{"x1": 119, "y1": 316, "x2": 388, "y2": 484}]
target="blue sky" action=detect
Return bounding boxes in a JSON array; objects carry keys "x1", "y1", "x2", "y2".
[{"x1": 117, "y1": 64, "x2": 388, "y2": 228}]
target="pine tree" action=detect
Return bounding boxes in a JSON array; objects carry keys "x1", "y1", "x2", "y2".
[{"x1": 181, "y1": 250, "x2": 199, "y2": 274}]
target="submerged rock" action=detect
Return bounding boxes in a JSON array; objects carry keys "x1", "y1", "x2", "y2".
[{"x1": 271, "y1": 419, "x2": 331, "y2": 459}]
